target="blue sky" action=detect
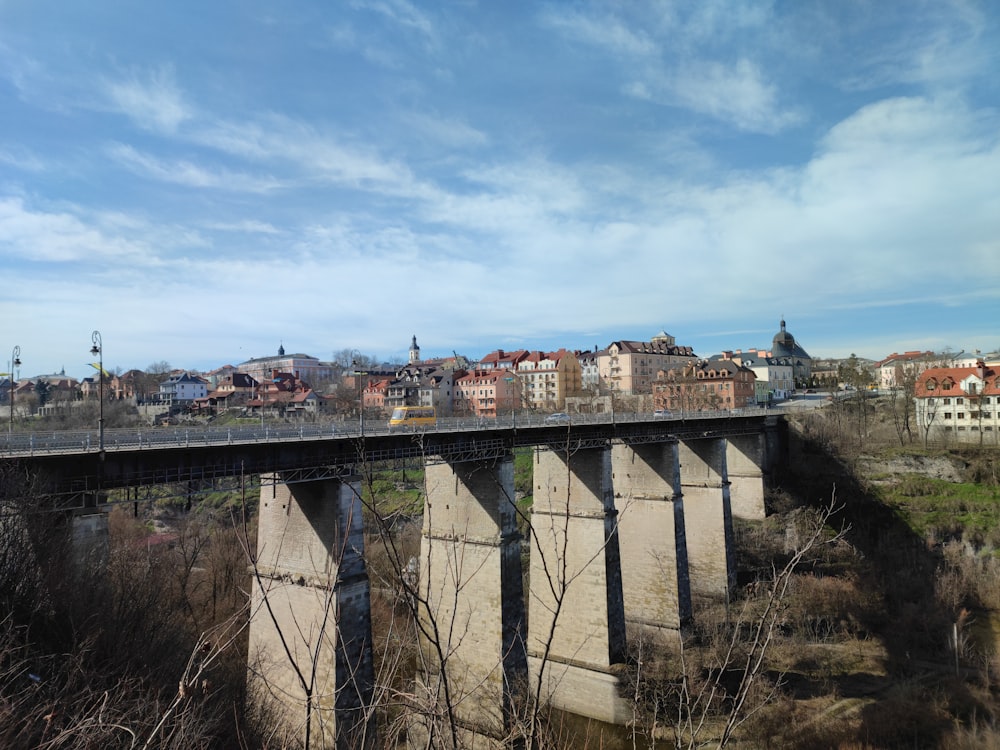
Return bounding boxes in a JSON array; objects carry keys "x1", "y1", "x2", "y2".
[{"x1": 2, "y1": 1, "x2": 999, "y2": 379}]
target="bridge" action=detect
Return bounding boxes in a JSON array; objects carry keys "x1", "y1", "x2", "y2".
[{"x1": 2, "y1": 410, "x2": 786, "y2": 746}]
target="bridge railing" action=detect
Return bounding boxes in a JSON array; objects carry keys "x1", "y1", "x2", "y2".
[{"x1": 0, "y1": 407, "x2": 771, "y2": 456}]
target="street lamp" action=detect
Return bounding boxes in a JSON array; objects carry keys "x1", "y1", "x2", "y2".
[
  {"x1": 352, "y1": 360, "x2": 367, "y2": 435},
  {"x1": 90, "y1": 331, "x2": 104, "y2": 451},
  {"x1": 8, "y1": 345, "x2": 20, "y2": 437}
]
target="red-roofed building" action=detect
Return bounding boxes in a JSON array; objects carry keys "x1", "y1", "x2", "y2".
[
  {"x1": 597, "y1": 331, "x2": 697, "y2": 395},
  {"x1": 455, "y1": 368, "x2": 519, "y2": 418},
  {"x1": 515, "y1": 349, "x2": 582, "y2": 412},
  {"x1": 875, "y1": 351, "x2": 937, "y2": 390},
  {"x1": 914, "y1": 361, "x2": 1000, "y2": 445},
  {"x1": 653, "y1": 360, "x2": 756, "y2": 413}
]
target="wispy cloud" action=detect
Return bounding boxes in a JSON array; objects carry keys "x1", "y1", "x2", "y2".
[
  {"x1": 106, "y1": 143, "x2": 285, "y2": 193},
  {"x1": 350, "y1": 0, "x2": 436, "y2": 43},
  {"x1": 0, "y1": 196, "x2": 152, "y2": 263},
  {"x1": 0, "y1": 145, "x2": 46, "y2": 172},
  {"x1": 104, "y1": 65, "x2": 191, "y2": 134},
  {"x1": 668, "y1": 58, "x2": 803, "y2": 133},
  {"x1": 540, "y1": 9, "x2": 657, "y2": 58}
]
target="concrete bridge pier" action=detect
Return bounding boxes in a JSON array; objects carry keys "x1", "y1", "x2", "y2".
[
  {"x1": 249, "y1": 474, "x2": 375, "y2": 749},
  {"x1": 611, "y1": 440, "x2": 691, "y2": 640},
  {"x1": 726, "y1": 433, "x2": 768, "y2": 520},
  {"x1": 418, "y1": 454, "x2": 527, "y2": 741},
  {"x1": 71, "y1": 507, "x2": 109, "y2": 566},
  {"x1": 678, "y1": 438, "x2": 735, "y2": 601},
  {"x1": 528, "y1": 445, "x2": 631, "y2": 725}
]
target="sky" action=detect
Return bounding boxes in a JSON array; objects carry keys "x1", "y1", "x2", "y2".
[{"x1": 2, "y1": 1, "x2": 1000, "y2": 380}]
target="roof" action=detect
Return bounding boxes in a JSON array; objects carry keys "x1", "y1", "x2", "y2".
[
  {"x1": 609, "y1": 339, "x2": 695, "y2": 356},
  {"x1": 914, "y1": 363, "x2": 999, "y2": 398},
  {"x1": 876, "y1": 351, "x2": 935, "y2": 367},
  {"x1": 770, "y1": 319, "x2": 811, "y2": 360}
]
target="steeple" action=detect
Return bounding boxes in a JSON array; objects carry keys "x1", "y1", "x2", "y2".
[{"x1": 409, "y1": 335, "x2": 420, "y2": 364}]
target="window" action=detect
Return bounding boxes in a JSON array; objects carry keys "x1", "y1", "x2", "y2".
[
  {"x1": 944, "y1": 413, "x2": 952, "y2": 420},
  {"x1": 957, "y1": 398, "x2": 964, "y2": 405}
]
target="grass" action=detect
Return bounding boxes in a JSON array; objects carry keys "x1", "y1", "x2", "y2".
[
  {"x1": 364, "y1": 464, "x2": 426, "y2": 518},
  {"x1": 877, "y1": 474, "x2": 1000, "y2": 541}
]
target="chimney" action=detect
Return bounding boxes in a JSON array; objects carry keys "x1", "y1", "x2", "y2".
[{"x1": 977, "y1": 360, "x2": 986, "y2": 379}]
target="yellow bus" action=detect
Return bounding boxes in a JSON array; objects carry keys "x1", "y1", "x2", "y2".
[{"x1": 388, "y1": 406, "x2": 437, "y2": 429}]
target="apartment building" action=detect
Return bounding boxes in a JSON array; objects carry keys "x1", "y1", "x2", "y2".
[
  {"x1": 914, "y1": 361, "x2": 1000, "y2": 444},
  {"x1": 598, "y1": 331, "x2": 696, "y2": 395},
  {"x1": 876, "y1": 351, "x2": 937, "y2": 389},
  {"x1": 653, "y1": 360, "x2": 756, "y2": 412},
  {"x1": 516, "y1": 350, "x2": 582, "y2": 412},
  {"x1": 713, "y1": 351, "x2": 794, "y2": 400},
  {"x1": 454, "y1": 368, "x2": 518, "y2": 418}
]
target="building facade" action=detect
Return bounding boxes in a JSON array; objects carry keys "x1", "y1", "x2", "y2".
[
  {"x1": 597, "y1": 332, "x2": 696, "y2": 395},
  {"x1": 454, "y1": 369, "x2": 518, "y2": 418},
  {"x1": 237, "y1": 345, "x2": 335, "y2": 387},
  {"x1": 914, "y1": 361, "x2": 1000, "y2": 444},
  {"x1": 653, "y1": 360, "x2": 756, "y2": 412}
]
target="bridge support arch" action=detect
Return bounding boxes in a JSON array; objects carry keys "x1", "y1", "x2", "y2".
[
  {"x1": 528, "y1": 445, "x2": 631, "y2": 725},
  {"x1": 417, "y1": 455, "x2": 527, "y2": 742},
  {"x1": 248, "y1": 474, "x2": 375, "y2": 748}
]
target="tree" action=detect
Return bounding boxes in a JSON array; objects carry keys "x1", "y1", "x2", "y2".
[
  {"x1": 887, "y1": 367, "x2": 917, "y2": 446},
  {"x1": 34, "y1": 380, "x2": 51, "y2": 408},
  {"x1": 333, "y1": 349, "x2": 379, "y2": 370},
  {"x1": 837, "y1": 355, "x2": 874, "y2": 447},
  {"x1": 627, "y1": 499, "x2": 847, "y2": 749}
]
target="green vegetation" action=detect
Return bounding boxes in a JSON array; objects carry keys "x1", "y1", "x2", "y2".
[
  {"x1": 879, "y1": 475, "x2": 1000, "y2": 541},
  {"x1": 362, "y1": 461, "x2": 425, "y2": 517}
]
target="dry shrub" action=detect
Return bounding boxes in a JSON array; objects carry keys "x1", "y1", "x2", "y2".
[
  {"x1": 856, "y1": 680, "x2": 952, "y2": 748},
  {"x1": 783, "y1": 573, "x2": 878, "y2": 640},
  {"x1": 739, "y1": 695, "x2": 859, "y2": 750},
  {"x1": 939, "y1": 724, "x2": 1000, "y2": 750}
]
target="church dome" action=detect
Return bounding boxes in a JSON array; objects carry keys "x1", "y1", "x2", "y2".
[{"x1": 772, "y1": 319, "x2": 796, "y2": 357}]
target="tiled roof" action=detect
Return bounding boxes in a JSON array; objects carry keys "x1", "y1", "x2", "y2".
[{"x1": 914, "y1": 364, "x2": 1000, "y2": 397}]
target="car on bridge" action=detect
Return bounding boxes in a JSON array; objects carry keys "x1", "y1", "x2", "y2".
[
  {"x1": 653, "y1": 409, "x2": 672, "y2": 419},
  {"x1": 544, "y1": 412, "x2": 570, "y2": 425}
]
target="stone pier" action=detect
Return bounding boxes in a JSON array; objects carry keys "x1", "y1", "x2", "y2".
[
  {"x1": 677, "y1": 438, "x2": 735, "y2": 600},
  {"x1": 726, "y1": 433, "x2": 768, "y2": 520},
  {"x1": 528, "y1": 445, "x2": 630, "y2": 725},
  {"x1": 418, "y1": 455, "x2": 527, "y2": 739},
  {"x1": 71, "y1": 508, "x2": 109, "y2": 566},
  {"x1": 248, "y1": 474, "x2": 375, "y2": 749},
  {"x1": 611, "y1": 440, "x2": 691, "y2": 639}
]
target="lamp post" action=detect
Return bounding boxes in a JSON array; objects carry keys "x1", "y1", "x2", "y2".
[
  {"x1": 90, "y1": 331, "x2": 104, "y2": 451},
  {"x1": 352, "y1": 360, "x2": 367, "y2": 435},
  {"x1": 8, "y1": 345, "x2": 20, "y2": 437}
]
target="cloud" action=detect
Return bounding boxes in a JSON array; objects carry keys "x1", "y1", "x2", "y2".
[
  {"x1": 540, "y1": 9, "x2": 657, "y2": 58},
  {"x1": 542, "y1": 6, "x2": 799, "y2": 133},
  {"x1": 350, "y1": 0, "x2": 435, "y2": 42},
  {"x1": 0, "y1": 145, "x2": 46, "y2": 172},
  {"x1": 0, "y1": 196, "x2": 152, "y2": 263},
  {"x1": 104, "y1": 66, "x2": 191, "y2": 134},
  {"x1": 202, "y1": 220, "x2": 281, "y2": 235},
  {"x1": 106, "y1": 143, "x2": 285, "y2": 192},
  {"x1": 668, "y1": 58, "x2": 803, "y2": 132}
]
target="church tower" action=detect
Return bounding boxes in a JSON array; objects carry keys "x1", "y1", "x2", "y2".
[{"x1": 409, "y1": 335, "x2": 420, "y2": 364}]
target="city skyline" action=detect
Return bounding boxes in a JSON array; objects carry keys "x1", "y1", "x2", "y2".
[{"x1": 3, "y1": 2, "x2": 999, "y2": 378}]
